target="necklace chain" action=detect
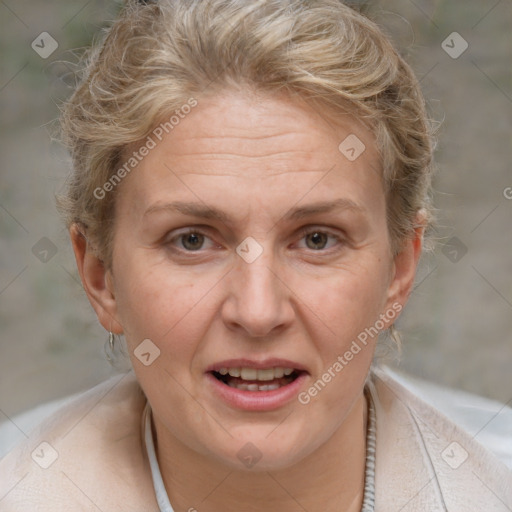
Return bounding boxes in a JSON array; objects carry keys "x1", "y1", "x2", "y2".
[{"x1": 360, "y1": 385, "x2": 377, "y2": 511}]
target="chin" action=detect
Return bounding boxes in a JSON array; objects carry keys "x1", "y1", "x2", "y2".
[{"x1": 207, "y1": 427, "x2": 321, "y2": 473}]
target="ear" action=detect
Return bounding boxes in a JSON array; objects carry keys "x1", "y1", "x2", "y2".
[
  {"x1": 385, "y1": 212, "x2": 426, "y2": 310},
  {"x1": 69, "y1": 223, "x2": 123, "y2": 334}
]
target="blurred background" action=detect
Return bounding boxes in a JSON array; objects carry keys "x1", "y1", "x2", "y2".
[{"x1": 1, "y1": 0, "x2": 511, "y2": 432}]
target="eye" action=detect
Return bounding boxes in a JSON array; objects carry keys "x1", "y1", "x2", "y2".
[
  {"x1": 296, "y1": 228, "x2": 342, "y2": 251},
  {"x1": 168, "y1": 229, "x2": 216, "y2": 252},
  {"x1": 165, "y1": 226, "x2": 343, "y2": 255}
]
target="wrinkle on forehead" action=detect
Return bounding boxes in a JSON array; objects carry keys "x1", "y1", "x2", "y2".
[
  {"x1": 117, "y1": 90, "x2": 383, "y2": 223},
  {"x1": 162, "y1": 94, "x2": 378, "y2": 168},
  {"x1": 169, "y1": 168, "x2": 329, "y2": 178}
]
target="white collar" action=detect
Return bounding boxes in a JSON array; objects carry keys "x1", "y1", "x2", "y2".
[{"x1": 143, "y1": 402, "x2": 175, "y2": 512}]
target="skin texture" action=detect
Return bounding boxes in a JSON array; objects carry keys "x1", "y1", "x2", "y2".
[{"x1": 71, "y1": 89, "x2": 423, "y2": 512}]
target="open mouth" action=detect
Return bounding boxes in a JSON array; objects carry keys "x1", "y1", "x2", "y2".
[{"x1": 210, "y1": 367, "x2": 303, "y2": 392}]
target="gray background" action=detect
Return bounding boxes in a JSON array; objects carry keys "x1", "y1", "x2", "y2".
[{"x1": 0, "y1": 0, "x2": 511, "y2": 429}]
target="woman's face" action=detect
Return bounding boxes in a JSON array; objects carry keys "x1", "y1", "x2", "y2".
[{"x1": 87, "y1": 90, "x2": 419, "y2": 470}]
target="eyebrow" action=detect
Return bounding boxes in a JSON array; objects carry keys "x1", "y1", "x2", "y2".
[{"x1": 143, "y1": 198, "x2": 366, "y2": 224}]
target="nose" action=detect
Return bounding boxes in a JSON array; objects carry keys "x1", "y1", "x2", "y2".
[{"x1": 221, "y1": 249, "x2": 295, "y2": 338}]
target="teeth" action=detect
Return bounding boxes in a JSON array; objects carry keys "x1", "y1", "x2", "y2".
[
  {"x1": 240, "y1": 368, "x2": 258, "y2": 380},
  {"x1": 255, "y1": 368, "x2": 273, "y2": 381},
  {"x1": 218, "y1": 367, "x2": 296, "y2": 380},
  {"x1": 273, "y1": 368, "x2": 285, "y2": 378},
  {"x1": 227, "y1": 381, "x2": 282, "y2": 392}
]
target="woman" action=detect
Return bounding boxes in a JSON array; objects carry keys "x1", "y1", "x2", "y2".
[{"x1": 0, "y1": 0, "x2": 510, "y2": 510}]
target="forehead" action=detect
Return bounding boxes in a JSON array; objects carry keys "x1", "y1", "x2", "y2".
[
  {"x1": 116, "y1": 90, "x2": 383, "y2": 218},
  {"x1": 162, "y1": 90, "x2": 378, "y2": 162}
]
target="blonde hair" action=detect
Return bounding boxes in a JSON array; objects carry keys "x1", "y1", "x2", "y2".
[{"x1": 58, "y1": 0, "x2": 436, "y2": 269}]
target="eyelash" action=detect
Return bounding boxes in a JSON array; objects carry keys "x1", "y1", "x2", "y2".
[{"x1": 166, "y1": 226, "x2": 345, "y2": 255}]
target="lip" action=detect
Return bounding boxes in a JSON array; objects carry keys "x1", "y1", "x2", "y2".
[
  {"x1": 205, "y1": 358, "x2": 309, "y2": 412},
  {"x1": 206, "y1": 372, "x2": 308, "y2": 411},
  {"x1": 205, "y1": 358, "x2": 308, "y2": 373}
]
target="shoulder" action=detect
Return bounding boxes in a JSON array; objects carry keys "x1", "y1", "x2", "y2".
[
  {"x1": 369, "y1": 366, "x2": 512, "y2": 511},
  {"x1": 0, "y1": 372, "x2": 157, "y2": 511}
]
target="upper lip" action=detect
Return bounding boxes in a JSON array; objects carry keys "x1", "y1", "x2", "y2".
[{"x1": 206, "y1": 358, "x2": 309, "y2": 373}]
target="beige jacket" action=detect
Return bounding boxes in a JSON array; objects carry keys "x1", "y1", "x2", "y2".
[{"x1": 1, "y1": 368, "x2": 511, "y2": 511}]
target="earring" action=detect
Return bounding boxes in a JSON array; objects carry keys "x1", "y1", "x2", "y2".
[
  {"x1": 104, "y1": 331, "x2": 131, "y2": 371},
  {"x1": 104, "y1": 331, "x2": 116, "y2": 364}
]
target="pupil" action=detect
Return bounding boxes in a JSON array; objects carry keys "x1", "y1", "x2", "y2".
[
  {"x1": 183, "y1": 233, "x2": 203, "y2": 250},
  {"x1": 307, "y1": 232, "x2": 327, "y2": 250}
]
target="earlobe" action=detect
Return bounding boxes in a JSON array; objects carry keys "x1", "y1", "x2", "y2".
[{"x1": 69, "y1": 224, "x2": 123, "y2": 334}]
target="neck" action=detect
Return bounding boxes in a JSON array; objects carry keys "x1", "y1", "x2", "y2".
[{"x1": 153, "y1": 393, "x2": 368, "y2": 512}]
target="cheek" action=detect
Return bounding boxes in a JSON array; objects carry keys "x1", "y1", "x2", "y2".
[
  {"x1": 115, "y1": 242, "x2": 391, "y2": 350},
  {"x1": 295, "y1": 265, "x2": 390, "y2": 422},
  {"x1": 306, "y1": 259, "x2": 391, "y2": 346},
  {"x1": 113, "y1": 255, "x2": 223, "y2": 356}
]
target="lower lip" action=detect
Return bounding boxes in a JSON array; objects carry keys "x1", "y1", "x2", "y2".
[{"x1": 206, "y1": 372, "x2": 308, "y2": 411}]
